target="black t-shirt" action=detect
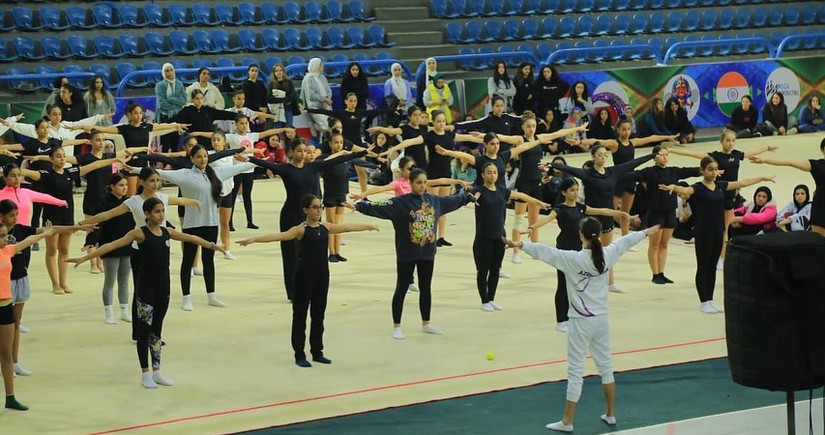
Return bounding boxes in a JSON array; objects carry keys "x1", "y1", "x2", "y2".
[
  {"x1": 321, "y1": 154, "x2": 350, "y2": 200},
  {"x1": 22, "y1": 138, "x2": 63, "y2": 172},
  {"x1": 632, "y1": 165, "x2": 700, "y2": 211},
  {"x1": 9, "y1": 224, "x2": 36, "y2": 279},
  {"x1": 98, "y1": 193, "x2": 135, "y2": 258},
  {"x1": 554, "y1": 202, "x2": 587, "y2": 250},
  {"x1": 474, "y1": 185, "x2": 510, "y2": 239},
  {"x1": 401, "y1": 124, "x2": 428, "y2": 169},
  {"x1": 423, "y1": 130, "x2": 456, "y2": 178},
  {"x1": 76, "y1": 152, "x2": 116, "y2": 209},
  {"x1": 518, "y1": 139, "x2": 542, "y2": 182},
  {"x1": 474, "y1": 149, "x2": 511, "y2": 187},
  {"x1": 117, "y1": 123, "x2": 153, "y2": 147},
  {"x1": 38, "y1": 168, "x2": 74, "y2": 223},
  {"x1": 808, "y1": 159, "x2": 825, "y2": 226},
  {"x1": 708, "y1": 150, "x2": 744, "y2": 182},
  {"x1": 690, "y1": 180, "x2": 728, "y2": 234}
]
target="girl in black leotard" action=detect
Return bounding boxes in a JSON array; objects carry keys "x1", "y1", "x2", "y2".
[
  {"x1": 237, "y1": 194, "x2": 378, "y2": 368},
  {"x1": 68, "y1": 197, "x2": 225, "y2": 388},
  {"x1": 525, "y1": 178, "x2": 629, "y2": 332}
]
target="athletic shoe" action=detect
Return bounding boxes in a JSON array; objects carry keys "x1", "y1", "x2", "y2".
[
  {"x1": 335, "y1": 254, "x2": 348, "y2": 262},
  {"x1": 120, "y1": 307, "x2": 132, "y2": 323},
  {"x1": 392, "y1": 327, "x2": 405, "y2": 340},
  {"x1": 709, "y1": 302, "x2": 724, "y2": 313},
  {"x1": 422, "y1": 324, "x2": 443, "y2": 335},
  {"x1": 652, "y1": 274, "x2": 667, "y2": 285},
  {"x1": 608, "y1": 284, "x2": 626, "y2": 294},
  {"x1": 436, "y1": 238, "x2": 452, "y2": 247},
  {"x1": 247, "y1": 223, "x2": 259, "y2": 230},
  {"x1": 223, "y1": 251, "x2": 237, "y2": 261},
  {"x1": 229, "y1": 226, "x2": 235, "y2": 232},
  {"x1": 489, "y1": 301, "x2": 504, "y2": 311},
  {"x1": 312, "y1": 355, "x2": 332, "y2": 364},
  {"x1": 104, "y1": 306, "x2": 116, "y2": 325},
  {"x1": 661, "y1": 274, "x2": 674, "y2": 284},
  {"x1": 13, "y1": 363, "x2": 31, "y2": 376},
  {"x1": 141, "y1": 372, "x2": 158, "y2": 389},
  {"x1": 481, "y1": 303, "x2": 495, "y2": 312},
  {"x1": 511, "y1": 253, "x2": 522, "y2": 264},
  {"x1": 19, "y1": 324, "x2": 29, "y2": 333},
  {"x1": 152, "y1": 371, "x2": 174, "y2": 386},
  {"x1": 555, "y1": 322, "x2": 568, "y2": 333},
  {"x1": 601, "y1": 414, "x2": 617, "y2": 425},
  {"x1": 545, "y1": 420, "x2": 574, "y2": 432},
  {"x1": 295, "y1": 359, "x2": 312, "y2": 368},
  {"x1": 498, "y1": 270, "x2": 512, "y2": 279},
  {"x1": 407, "y1": 282, "x2": 419, "y2": 292},
  {"x1": 328, "y1": 254, "x2": 339, "y2": 263},
  {"x1": 192, "y1": 267, "x2": 204, "y2": 277},
  {"x1": 788, "y1": 127, "x2": 798, "y2": 135},
  {"x1": 207, "y1": 294, "x2": 227, "y2": 307},
  {"x1": 700, "y1": 301, "x2": 722, "y2": 314},
  {"x1": 181, "y1": 295, "x2": 194, "y2": 311}
]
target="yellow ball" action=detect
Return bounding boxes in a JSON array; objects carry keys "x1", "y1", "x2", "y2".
[{"x1": 486, "y1": 352, "x2": 495, "y2": 361}]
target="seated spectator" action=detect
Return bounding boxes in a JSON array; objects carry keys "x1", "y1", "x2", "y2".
[
  {"x1": 665, "y1": 98, "x2": 695, "y2": 144},
  {"x1": 563, "y1": 108, "x2": 587, "y2": 141},
  {"x1": 588, "y1": 108, "x2": 616, "y2": 140},
  {"x1": 797, "y1": 95, "x2": 825, "y2": 133},
  {"x1": 729, "y1": 186, "x2": 777, "y2": 238},
  {"x1": 537, "y1": 108, "x2": 561, "y2": 155},
  {"x1": 559, "y1": 81, "x2": 593, "y2": 121},
  {"x1": 760, "y1": 92, "x2": 797, "y2": 135},
  {"x1": 776, "y1": 184, "x2": 811, "y2": 232},
  {"x1": 643, "y1": 98, "x2": 673, "y2": 137},
  {"x1": 726, "y1": 95, "x2": 761, "y2": 138},
  {"x1": 619, "y1": 106, "x2": 638, "y2": 138},
  {"x1": 451, "y1": 152, "x2": 477, "y2": 193}
]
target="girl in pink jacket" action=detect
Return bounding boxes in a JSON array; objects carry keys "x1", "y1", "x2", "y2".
[
  {"x1": 0, "y1": 164, "x2": 67, "y2": 225},
  {"x1": 729, "y1": 186, "x2": 777, "y2": 238}
]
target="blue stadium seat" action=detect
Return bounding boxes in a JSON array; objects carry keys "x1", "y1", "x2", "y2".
[
  {"x1": 683, "y1": 10, "x2": 700, "y2": 31},
  {"x1": 607, "y1": 39, "x2": 626, "y2": 61},
  {"x1": 305, "y1": 1, "x2": 331, "y2": 23},
  {"x1": 283, "y1": 2, "x2": 310, "y2": 23},
  {"x1": 192, "y1": 4, "x2": 218, "y2": 26},
  {"x1": 40, "y1": 7, "x2": 69, "y2": 31},
  {"x1": 647, "y1": 37, "x2": 665, "y2": 60},
  {"x1": 327, "y1": 0, "x2": 353, "y2": 22},
  {"x1": 12, "y1": 7, "x2": 43, "y2": 31},
  {"x1": 326, "y1": 53, "x2": 348, "y2": 78},
  {"x1": 517, "y1": 43, "x2": 535, "y2": 57},
  {"x1": 698, "y1": 0, "x2": 713, "y2": 6},
  {"x1": 64, "y1": 64, "x2": 88, "y2": 90},
  {"x1": 67, "y1": 35, "x2": 96, "y2": 59},
  {"x1": 286, "y1": 56, "x2": 308, "y2": 79},
  {"x1": 579, "y1": 0, "x2": 595, "y2": 13},
  {"x1": 499, "y1": 45, "x2": 520, "y2": 67},
  {"x1": 577, "y1": 16, "x2": 595, "y2": 37},
  {"x1": 192, "y1": 59, "x2": 214, "y2": 74},
  {"x1": 631, "y1": 13, "x2": 648, "y2": 34},
  {"x1": 768, "y1": 29, "x2": 785, "y2": 47},
  {"x1": 802, "y1": 29, "x2": 819, "y2": 50},
  {"x1": 141, "y1": 62, "x2": 163, "y2": 86},
  {"x1": 820, "y1": 4, "x2": 825, "y2": 24},
  {"x1": 463, "y1": 21, "x2": 483, "y2": 43},
  {"x1": 368, "y1": 25, "x2": 395, "y2": 47},
  {"x1": 457, "y1": 47, "x2": 476, "y2": 70},
  {"x1": 193, "y1": 30, "x2": 218, "y2": 53},
  {"x1": 800, "y1": 5, "x2": 816, "y2": 25},
  {"x1": 449, "y1": 0, "x2": 471, "y2": 18},
  {"x1": 348, "y1": 26, "x2": 373, "y2": 47},
  {"x1": 168, "y1": 4, "x2": 196, "y2": 26},
  {"x1": 33, "y1": 66, "x2": 56, "y2": 91},
  {"x1": 476, "y1": 46, "x2": 495, "y2": 69},
  {"x1": 732, "y1": 34, "x2": 750, "y2": 54},
  {"x1": 66, "y1": 7, "x2": 94, "y2": 29},
  {"x1": 284, "y1": 28, "x2": 312, "y2": 50},
  {"x1": 484, "y1": 21, "x2": 503, "y2": 42},
  {"x1": 682, "y1": 0, "x2": 698, "y2": 6},
  {"x1": 767, "y1": 7, "x2": 783, "y2": 26},
  {"x1": 629, "y1": 0, "x2": 648, "y2": 10},
  {"x1": 89, "y1": 64, "x2": 112, "y2": 85},
  {"x1": 324, "y1": 26, "x2": 352, "y2": 49},
  {"x1": 0, "y1": 11, "x2": 13, "y2": 32},
  {"x1": 116, "y1": 62, "x2": 147, "y2": 88},
  {"x1": 649, "y1": 0, "x2": 665, "y2": 7},
  {"x1": 650, "y1": 12, "x2": 666, "y2": 33},
  {"x1": 523, "y1": 0, "x2": 545, "y2": 14},
  {"x1": 681, "y1": 35, "x2": 698, "y2": 57},
  {"x1": 212, "y1": 29, "x2": 241, "y2": 53},
  {"x1": 94, "y1": 35, "x2": 124, "y2": 58},
  {"x1": 558, "y1": 16, "x2": 575, "y2": 37},
  {"x1": 0, "y1": 38, "x2": 17, "y2": 63},
  {"x1": 595, "y1": 15, "x2": 613, "y2": 36},
  {"x1": 431, "y1": 0, "x2": 450, "y2": 18},
  {"x1": 541, "y1": 17, "x2": 558, "y2": 38},
  {"x1": 13, "y1": 37, "x2": 43, "y2": 60},
  {"x1": 495, "y1": 0, "x2": 520, "y2": 16},
  {"x1": 143, "y1": 4, "x2": 172, "y2": 27},
  {"x1": 502, "y1": 20, "x2": 521, "y2": 41},
  {"x1": 536, "y1": 43, "x2": 553, "y2": 62},
  {"x1": 215, "y1": 57, "x2": 246, "y2": 81},
  {"x1": 717, "y1": 0, "x2": 732, "y2": 5},
  {"x1": 664, "y1": 36, "x2": 682, "y2": 57},
  {"x1": 169, "y1": 31, "x2": 199, "y2": 55},
  {"x1": 780, "y1": 34, "x2": 801, "y2": 52},
  {"x1": 666, "y1": 11, "x2": 683, "y2": 32},
  {"x1": 559, "y1": 0, "x2": 576, "y2": 14},
  {"x1": 349, "y1": 0, "x2": 375, "y2": 21},
  {"x1": 214, "y1": 4, "x2": 236, "y2": 26},
  {"x1": 522, "y1": 18, "x2": 539, "y2": 39},
  {"x1": 445, "y1": 22, "x2": 464, "y2": 43},
  {"x1": 262, "y1": 29, "x2": 284, "y2": 51},
  {"x1": 375, "y1": 51, "x2": 393, "y2": 74},
  {"x1": 117, "y1": 5, "x2": 147, "y2": 28},
  {"x1": 573, "y1": 40, "x2": 592, "y2": 63},
  {"x1": 718, "y1": 9, "x2": 734, "y2": 29},
  {"x1": 734, "y1": 9, "x2": 750, "y2": 28},
  {"x1": 264, "y1": 56, "x2": 283, "y2": 73},
  {"x1": 144, "y1": 32, "x2": 173, "y2": 56},
  {"x1": 469, "y1": 0, "x2": 487, "y2": 17},
  {"x1": 306, "y1": 27, "x2": 334, "y2": 49},
  {"x1": 238, "y1": 2, "x2": 264, "y2": 25},
  {"x1": 664, "y1": 0, "x2": 681, "y2": 6},
  {"x1": 239, "y1": 30, "x2": 265, "y2": 52},
  {"x1": 92, "y1": 4, "x2": 120, "y2": 29},
  {"x1": 697, "y1": 34, "x2": 715, "y2": 56},
  {"x1": 700, "y1": 10, "x2": 717, "y2": 30},
  {"x1": 119, "y1": 34, "x2": 147, "y2": 57},
  {"x1": 614, "y1": 0, "x2": 631, "y2": 10},
  {"x1": 552, "y1": 42, "x2": 573, "y2": 64},
  {"x1": 752, "y1": 9, "x2": 767, "y2": 27},
  {"x1": 261, "y1": 3, "x2": 288, "y2": 24},
  {"x1": 614, "y1": 14, "x2": 631, "y2": 35},
  {"x1": 40, "y1": 36, "x2": 70, "y2": 60},
  {"x1": 5, "y1": 67, "x2": 33, "y2": 93}
]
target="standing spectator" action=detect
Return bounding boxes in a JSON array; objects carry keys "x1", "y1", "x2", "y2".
[
  {"x1": 301, "y1": 58, "x2": 333, "y2": 138},
  {"x1": 55, "y1": 84, "x2": 87, "y2": 123},
  {"x1": 242, "y1": 64, "x2": 268, "y2": 133},
  {"x1": 83, "y1": 76, "x2": 115, "y2": 126},
  {"x1": 761, "y1": 91, "x2": 797, "y2": 135},
  {"x1": 185, "y1": 68, "x2": 224, "y2": 110},
  {"x1": 533, "y1": 65, "x2": 566, "y2": 123},
  {"x1": 340, "y1": 62, "x2": 369, "y2": 111},
  {"x1": 155, "y1": 63, "x2": 186, "y2": 153},
  {"x1": 42, "y1": 77, "x2": 68, "y2": 117},
  {"x1": 416, "y1": 57, "x2": 438, "y2": 109},
  {"x1": 487, "y1": 61, "x2": 516, "y2": 113},
  {"x1": 267, "y1": 64, "x2": 298, "y2": 128},
  {"x1": 726, "y1": 95, "x2": 760, "y2": 138},
  {"x1": 384, "y1": 63, "x2": 413, "y2": 110},
  {"x1": 643, "y1": 98, "x2": 672, "y2": 136},
  {"x1": 423, "y1": 75, "x2": 454, "y2": 124},
  {"x1": 512, "y1": 62, "x2": 535, "y2": 115},
  {"x1": 797, "y1": 95, "x2": 825, "y2": 133},
  {"x1": 665, "y1": 98, "x2": 695, "y2": 144}
]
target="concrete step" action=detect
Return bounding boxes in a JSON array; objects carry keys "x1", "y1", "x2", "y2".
[
  {"x1": 374, "y1": 6, "x2": 430, "y2": 21},
  {"x1": 379, "y1": 18, "x2": 447, "y2": 33},
  {"x1": 387, "y1": 31, "x2": 443, "y2": 46}
]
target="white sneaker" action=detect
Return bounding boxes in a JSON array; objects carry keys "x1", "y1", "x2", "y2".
[
  {"x1": 628, "y1": 246, "x2": 638, "y2": 252},
  {"x1": 392, "y1": 327, "x2": 405, "y2": 340},
  {"x1": 141, "y1": 372, "x2": 158, "y2": 389},
  {"x1": 422, "y1": 324, "x2": 442, "y2": 335},
  {"x1": 710, "y1": 302, "x2": 724, "y2": 313},
  {"x1": 120, "y1": 307, "x2": 132, "y2": 323},
  {"x1": 152, "y1": 371, "x2": 174, "y2": 386},
  {"x1": 407, "y1": 282, "x2": 420, "y2": 292},
  {"x1": 556, "y1": 322, "x2": 568, "y2": 333},
  {"x1": 208, "y1": 294, "x2": 227, "y2": 307},
  {"x1": 489, "y1": 301, "x2": 504, "y2": 311},
  {"x1": 192, "y1": 267, "x2": 204, "y2": 276},
  {"x1": 498, "y1": 270, "x2": 511, "y2": 279},
  {"x1": 481, "y1": 303, "x2": 495, "y2": 312},
  {"x1": 181, "y1": 295, "x2": 194, "y2": 311},
  {"x1": 700, "y1": 301, "x2": 723, "y2": 314},
  {"x1": 601, "y1": 414, "x2": 617, "y2": 425},
  {"x1": 13, "y1": 363, "x2": 31, "y2": 376},
  {"x1": 104, "y1": 306, "x2": 116, "y2": 325},
  {"x1": 788, "y1": 127, "x2": 798, "y2": 135},
  {"x1": 511, "y1": 253, "x2": 522, "y2": 264},
  {"x1": 19, "y1": 324, "x2": 29, "y2": 333},
  {"x1": 545, "y1": 420, "x2": 574, "y2": 432},
  {"x1": 608, "y1": 284, "x2": 626, "y2": 294},
  {"x1": 223, "y1": 250, "x2": 237, "y2": 261},
  {"x1": 716, "y1": 259, "x2": 723, "y2": 270}
]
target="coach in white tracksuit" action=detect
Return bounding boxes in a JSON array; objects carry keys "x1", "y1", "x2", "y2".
[{"x1": 510, "y1": 217, "x2": 658, "y2": 433}]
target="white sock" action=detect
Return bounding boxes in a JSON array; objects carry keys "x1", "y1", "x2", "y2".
[
  {"x1": 104, "y1": 306, "x2": 116, "y2": 325},
  {"x1": 181, "y1": 295, "x2": 194, "y2": 311},
  {"x1": 545, "y1": 420, "x2": 574, "y2": 432},
  {"x1": 489, "y1": 301, "x2": 504, "y2": 311},
  {"x1": 422, "y1": 324, "x2": 442, "y2": 335},
  {"x1": 208, "y1": 294, "x2": 227, "y2": 307},
  {"x1": 601, "y1": 414, "x2": 617, "y2": 425},
  {"x1": 13, "y1": 363, "x2": 31, "y2": 376},
  {"x1": 141, "y1": 372, "x2": 158, "y2": 389},
  {"x1": 392, "y1": 327, "x2": 405, "y2": 340},
  {"x1": 120, "y1": 305, "x2": 132, "y2": 322},
  {"x1": 481, "y1": 303, "x2": 494, "y2": 312},
  {"x1": 152, "y1": 370, "x2": 174, "y2": 386},
  {"x1": 608, "y1": 284, "x2": 626, "y2": 294}
]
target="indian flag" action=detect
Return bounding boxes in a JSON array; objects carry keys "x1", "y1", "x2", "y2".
[{"x1": 716, "y1": 72, "x2": 751, "y2": 117}]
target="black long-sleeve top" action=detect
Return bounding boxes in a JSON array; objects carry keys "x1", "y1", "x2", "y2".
[
  {"x1": 243, "y1": 79, "x2": 268, "y2": 113},
  {"x1": 97, "y1": 193, "x2": 135, "y2": 258},
  {"x1": 628, "y1": 165, "x2": 700, "y2": 211},
  {"x1": 761, "y1": 103, "x2": 788, "y2": 130},
  {"x1": 553, "y1": 153, "x2": 655, "y2": 209},
  {"x1": 532, "y1": 80, "x2": 567, "y2": 120},
  {"x1": 729, "y1": 106, "x2": 759, "y2": 131},
  {"x1": 307, "y1": 108, "x2": 389, "y2": 146},
  {"x1": 665, "y1": 108, "x2": 695, "y2": 135},
  {"x1": 588, "y1": 121, "x2": 616, "y2": 140},
  {"x1": 455, "y1": 112, "x2": 521, "y2": 136},
  {"x1": 340, "y1": 76, "x2": 369, "y2": 110},
  {"x1": 173, "y1": 105, "x2": 238, "y2": 147}
]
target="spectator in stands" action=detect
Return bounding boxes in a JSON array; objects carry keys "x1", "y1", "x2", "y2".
[
  {"x1": 416, "y1": 57, "x2": 438, "y2": 109},
  {"x1": 533, "y1": 65, "x2": 566, "y2": 123},
  {"x1": 761, "y1": 92, "x2": 797, "y2": 136},
  {"x1": 173, "y1": 90, "x2": 238, "y2": 148},
  {"x1": 728, "y1": 186, "x2": 777, "y2": 238},
  {"x1": 513, "y1": 62, "x2": 535, "y2": 116},
  {"x1": 423, "y1": 75, "x2": 454, "y2": 124},
  {"x1": 560, "y1": 81, "x2": 594, "y2": 121},
  {"x1": 776, "y1": 184, "x2": 811, "y2": 232},
  {"x1": 56, "y1": 84, "x2": 87, "y2": 123},
  {"x1": 186, "y1": 68, "x2": 224, "y2": 110},
  {"x1": 665, "y1": 98, "x2": 695, "y2": 144},
  {"x1": 301, "y1": 58, "x2": 333, "y2": 138},
  {"x1": 384, "y1": 63, "x2": 413, "y2": 110},
  {"x1": 619, "y1": 106, "x2": 637, "y2": 138},
  {"x1": 563, "y1": 108, "x2": 587, "y2": 144},
  {"x1": 488, "y1": 61, "x2": 516, "y2": 114},
  {"x1": 538, "y1": 108, "x2": 561, "y2": 155},
  {"x1": 255, "y1": 134, "x2": 287, "y2": 166},
  {"x1": 643, "y1": 98, "x2": 672, "y2": 137},
  {"x1": 267, "y1": 64, "x2": 297, "y2": 128},
  {"x1": 242, "y1": 64, "x2": 268, "y2": 132},
  {"x1": 589, "y1": 108, "x2": 616, "y2": 141},
  {"x1": 83, "y1": 76, "x2": 115, "y2": 126},
  {"x1": 727, "y1": 95, "x2": 760, "y2": 138},
  {"x1": 156, "y1": 63, "x2": 186, "y2": 153},
  {"x1": 796, "y1": 95, "x2": 825, "y2": 133},
  {"x1": 340, "y1": 62, "x2": 370, "y2": 111},
  {"x1": 42, "y1": 76, "x2": 68, "y2": 117}
]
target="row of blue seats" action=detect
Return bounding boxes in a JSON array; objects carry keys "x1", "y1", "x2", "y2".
[
  {"x1": 1, "y1": 26, "x2": 394, "y2": 63},
  {"x1": 1, "y1": 1, "x2": 373, "y2": 32},
  {"x1": 458, "y1": 30, "x2": 825, "y2": 69},
  {"x1": 4, "y1": 52, "x2": 396, "y2": 92},
  {"x1": 432, "y1": 0, "x2": 790, "y2": 18},
  {"x1": 445, "y1": 6, "x2": 821, "y2": 43}
]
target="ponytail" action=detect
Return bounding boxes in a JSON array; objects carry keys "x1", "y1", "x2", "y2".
[{"x1": 580, "y1": 217, "x2": 605, "y2": 274}]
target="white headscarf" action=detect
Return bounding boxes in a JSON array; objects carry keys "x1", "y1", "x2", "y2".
[
  {"x1": 301, "y1": 58, "x2": 331, "y2": 108},
  {"x1": 390, "y1": 63, "x2": 407, "y2": 101},
  {"x1": 162, "y1": 63, "x2": 176, "y2": 97},
  {"x1": 425, "y1": 58, "x2": 438, "y2": 79}
]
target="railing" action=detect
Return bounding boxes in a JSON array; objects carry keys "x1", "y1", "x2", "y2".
[
  {"x1": 0, "y1": 71, "x2": 99, "y2": 88},
  {"x1": 662, "y1": 37, "x2": 774, "y2": 65},
  {"x1": 544, "y1": 44, "x2": 660, "y2": 65},
  {"x1": 415, "y1": 51, "x2": 541, "y2": 89},
  {"x1": 115, "y1": 66, "x2": 250, "y2": 98},
  {"x1": 284, "y1": 59, "x2": 411, "y2": 81},
  {"x1": 776, "y1": 33, "x2": 825, "y2": 58}
]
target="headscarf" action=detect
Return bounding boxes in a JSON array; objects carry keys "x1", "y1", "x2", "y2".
[
  {"x1": 301, "y1": 58, "x2": 331, "y2": 108},
  {"x1": 793, "y1": 184, "x2": 811, "y2": 210},
  {"x1": 751, "y1": 186, "x2": 773, "y2": 213},
  {"x1": 389, "y1": 63, "x2": 408, "y2": 101},
  {"x1": 426, "y1": 58, "x2": 438, "y2": 78},
  {"x1": 162, "y1": 63, "x2": 176, "y2": 98}
]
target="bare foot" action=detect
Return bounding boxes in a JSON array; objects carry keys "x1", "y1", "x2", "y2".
[
  {"x1": 90, "y1": 267, "x2": 102, "y2": 274},
  {"x1": 52, "y1": 287, "x2": 65, "y2": 295},
  {"x1": 61, "y1": 286, "x2": 73, "y2": 294}
]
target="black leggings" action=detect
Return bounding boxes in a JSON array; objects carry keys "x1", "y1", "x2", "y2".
[
  {"x1": 473, "y1": 237, "x2": 505, "y2": 304},
  {"x1": 230, "y1": 173, "x2": 255, "y2": 226},
  {"x1": 135, "y1": 294, "x2": 169, "y2": 370},
  {"x1": 31, "y1": 202, "x2": 43, "y2": 228},
  {"x1": 393, "y1": 260, "x2": 434, "y2": 324},
  {"x1": 693, "y1": 232, "x2": 723, "y2": 303},
  {"x1": 279, "y1": 208, "x2": 301, "y2": 300},
  {"x1": 130, "y1": 248, "x2": 142, "y2": 340},
  {"x1": 555, "y1": 269, "x2": 570, "y2": 323},
  {"x1": 291, "y1": 267, "x2": 329, "y2": 361},
  {"x1": 180, "y1": 226, "x2": 218, "y2": 296}
]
